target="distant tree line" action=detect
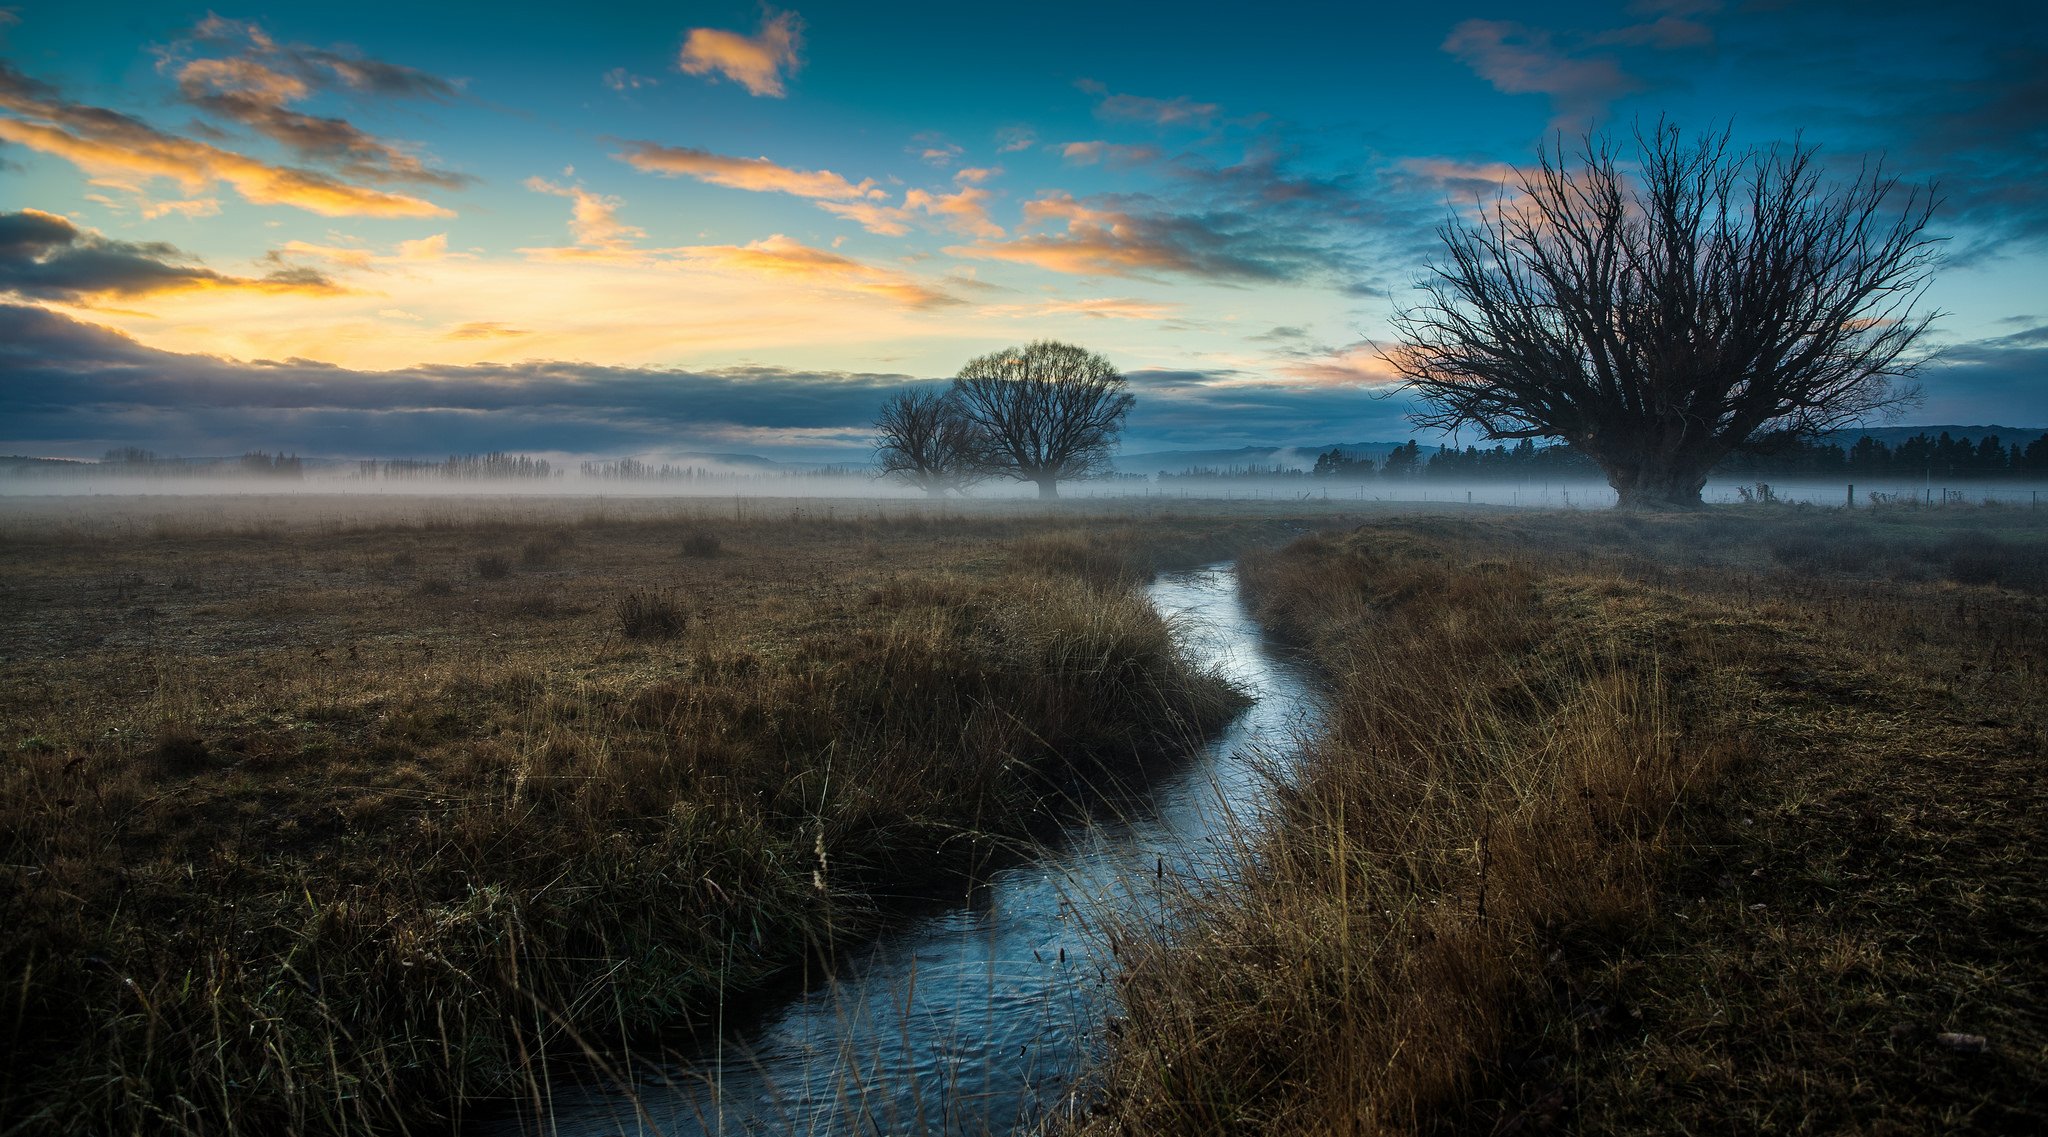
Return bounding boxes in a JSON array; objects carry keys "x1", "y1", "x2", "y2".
[
  {"x1": 355, "y1": 453, "x2": 555, "y2": 479},
  {"x1": 578, "y1": 459, "x2": 864, "y2": 480},
  {"x1": 1713, "y1": 431, "x2": 2048, "y2": 479},
  {"x1": 1295, "y1": 432, "x2": 2048, "y2": 482},
  {"x1": 83, "y1": 448, "x2": 305, "y2": 477}
]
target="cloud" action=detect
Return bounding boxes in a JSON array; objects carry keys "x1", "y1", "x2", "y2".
[
  {"x1": 0, "y1": 208, "x2": 340, "y2": 301},
  {"x1": 1442, "y1": 19, "x2": 1641, "y2": 126},
  {"x1": 152, "y1": 16, "x2": 468, "y2": 189},
  {"x1": 141, "y1": 197, "x2": 223, "y2": 220},
  {"x1": 947, "y1": 192, "x2": 1320, "y2": 281},
  {"x1": 170, "y1": 56, "x2": 469, "y2": 189},
  {"x1": 1919, "y1": 323, "x2": 2048, "y2": 423},
  {"x1": 603, "y1": 67, "x2": 657, "y2": 92},
  {"x1": 1078, "y1": 79, "x2": 1221, "y2": 128},
  {"x1": 167, "y1": 15, "x2": 462, "y2": 100},
  {"x1": 0, "y1": 302, "x2": 921, "y2": 459},
  {"x1": 995, "y1": 125, "x2": 1037, "y2": 153},
  {"x1": 678, "y1": 10, "x2": 803, "y2": 98},
  {"x1": 814, "y1": 183, "x2": 1002, "y2": 238},
  {"x1": 1272, "y1": 342, "x2": 1402, "y2": 388},
  {"x1": 0, "y1": 61, "x2": 453, "y2": 218},
  {"x1": 678, "y1": 234, "x2": 962, "y2": 309},
  {"x1": 614, "y1": 140, "x2": 881, "y2": 200},
  {"x1": 912, "y1": 133, "x2": 963, "y2": 167},
  {"x1": 1059, "y1": 141, "x2": 1163, "y2": 167},
  {"x1": 980, "y1": 297, "x2": 1178, "y2": 320},
  {"x1": 524, "y1": 176, "x2": 645, "y2": 253},
  {"x1": 443, "y1": 320, "x2": 529, "y2": 340},
  {"x1": 954, "y1": 167, "x2": 999, "y2": 185}
]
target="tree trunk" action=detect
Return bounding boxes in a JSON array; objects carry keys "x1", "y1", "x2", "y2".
[
  {"x1": 1035, "y1": 478, "x2": 1059, "y2": 500},
  {"x1": 1606, "y1": 458, "x2": 1708, "y2": 509}
]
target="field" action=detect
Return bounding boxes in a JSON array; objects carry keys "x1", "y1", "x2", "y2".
[
  {"x1": 1079, "y1": 503, "x2": 2048, "y2": 1134},
  {"x1": 0, "y1": 494, "x2": 1343, "y2": 1135},
  {"x1": 2, "y1": 493, "x2": 2043, "y2": 1135}
]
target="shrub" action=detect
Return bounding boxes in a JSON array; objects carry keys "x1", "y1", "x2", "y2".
[
  {"x1": 680, "y1": 531, "x2": 722, "y2": 558},
  {"x1": 472, "y1": 553, "x2": 512, "y2": 579}
]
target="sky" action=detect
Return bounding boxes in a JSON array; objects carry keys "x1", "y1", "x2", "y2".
[{"x1": 2, "y1": 0, "x2": 2045, "y2": 464}]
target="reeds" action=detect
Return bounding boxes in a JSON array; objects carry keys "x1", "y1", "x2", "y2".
[{"x1": 0, "y1": 513, "x2": 1247, "y2": 1136}]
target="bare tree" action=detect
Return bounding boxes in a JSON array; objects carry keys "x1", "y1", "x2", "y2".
[
  {"x1": 950, "y1": 340, "x2": 1134, "y2": 499},
  {"x1": 1387, "y1": 123, "x2": 1942, "y2": 508},
  {"x1": 873, "y1": 388, "x2": 987, "y2": 496}
]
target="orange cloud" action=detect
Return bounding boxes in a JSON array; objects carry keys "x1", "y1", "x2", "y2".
[
  {"x1": 615, "y1": 141, "x2": 880, "y2": 200},
  {"x1": 679, "y1": 234, "x2": 961, "y2": 309},
  {"x1": 525, "y1": 177, "x2": 645, "y2": 252},
  {"x1": 814, "y1": 200, "x2": 914, "y2": 236},
  {"x1": 903, "y1": 186, "x2": 1003, "y2": 239},
  {"x1": 1274, "y1": 344, "x2": 1402, "y2": 388},
  {"x1": 443, "y1": 320, "x2": 530, "y2": 340},
  {"x1": 0, "y1": 63, "x2": 452, "y2": 218},
  {"x1": 678, "y1": 10, "x2": 803, "y2": 98},
  {"x1": 981, "y1": 297, "x2": 1178, "y2": 320}
]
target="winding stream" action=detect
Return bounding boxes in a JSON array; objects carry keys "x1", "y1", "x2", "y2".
[{"x1": 501, "y1": 564, "x2": 1318, "y2": 1136}]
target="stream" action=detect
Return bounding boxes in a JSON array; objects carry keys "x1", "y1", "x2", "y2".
[{"x1": 496, "y1": 563, "x2": 1319, "y2": 1136}]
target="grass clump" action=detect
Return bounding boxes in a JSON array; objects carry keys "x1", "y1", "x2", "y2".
[{"x1": 614, "y1": 586, "x2": 688, "y2": 638}]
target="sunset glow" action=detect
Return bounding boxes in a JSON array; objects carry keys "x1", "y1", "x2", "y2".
[{"x1": 3, "y1": 1, "x2": 2044, "y2": 462}]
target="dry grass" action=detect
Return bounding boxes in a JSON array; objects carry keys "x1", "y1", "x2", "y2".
[
  {"x1": 0, "y1": 499, "x2": 1325, "y2": 1137},
  {"x1": 1075, "y1": 506, "x2": 2047, "y2": 1135}
]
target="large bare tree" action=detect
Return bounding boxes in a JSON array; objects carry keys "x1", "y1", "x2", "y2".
[
  {"x1": 950, "y1": 340, "x2": 1134, "y2": 499},
  {"x1": 873, "y1": 387, "x2": 987, "y2": 496},
  {"x1": 1388, "y1": 123, "x2": 1942, "y2": 508}
]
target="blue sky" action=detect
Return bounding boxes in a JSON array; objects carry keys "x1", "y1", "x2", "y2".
[{"x1": 2, "y1": 0, "x2": 2044, "y2": 461}]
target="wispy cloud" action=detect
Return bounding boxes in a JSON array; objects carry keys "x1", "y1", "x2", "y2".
[
  {"x1": 614, "y1": 140, "x2": 881, "y2": 200},
  {"x1": 679, "y1": 235, "x2": 962, "y2": 309},
  {"x1": 678, "y1": 9, "x2": 803, "y2": 98},
  {"x1": 602, "y1": 67, "x2": 656, "y2": 92},
  {"x1": 0, "y1": 208, "x2": 340, "y2": 300},
  {"x1": 157, "y1": 17, "x2": 470, "y2": 189},
  {"x1": 995, "y1": 125, "x2": 1037, "y2": 153},
  {"x1": 1077, "y1": 79, "x2": 1221, "y2": 128},
  {"x1": 980, "y1": 296, "x2": 1178, "y2": 320},
  {"x1": 524, "y1": 176, "x2": 645, "y2": 254},
  {"x1": 1058, "y1": 140, "x2": 1163, "y2": 167},
  {"x1": 949, "y1": 192, "x2": 1321, "y2": 281},
  {"x1": 1442, "y1": 20, "x2": 1640, "y2": 127},
  {"x1": 0, "y1": 62, "x2": 453, "y2": 218}
]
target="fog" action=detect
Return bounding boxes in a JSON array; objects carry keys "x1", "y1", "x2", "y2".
[{"x1": 5, "y1": 469, "x2": 2047, "y2": 510}]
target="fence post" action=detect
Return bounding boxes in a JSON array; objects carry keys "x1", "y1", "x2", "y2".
[{"x1": 1846, "y1": 483, "x2": 1854, "y2": 508}]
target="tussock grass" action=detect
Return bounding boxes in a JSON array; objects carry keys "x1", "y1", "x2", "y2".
[
  {"x1": 613, "y1": 586, "x2": 688, "y2": 638},
  {"x1": 1077, "y1": 509, "x2": 2047, "y2": 1135}
]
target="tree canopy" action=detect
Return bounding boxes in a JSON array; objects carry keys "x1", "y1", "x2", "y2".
[{"x1": 1388, "y1": 122, "x2": 1942, "y2": 508}]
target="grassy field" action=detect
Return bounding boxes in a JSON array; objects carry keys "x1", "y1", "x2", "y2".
[
  {"x1": 0, "y1": 494, "x2": 1354, "y2": 1136},
  {"x1": 1077, "y1": 502, "x2": 2047, "y2": 1135},
  {"x1": 5, "y1": 493, "x2": 2043, "y2": 1136}
]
